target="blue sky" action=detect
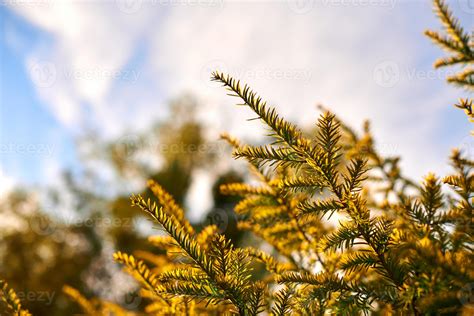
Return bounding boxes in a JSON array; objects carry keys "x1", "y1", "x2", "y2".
[
  {"x1": 1, "y1": 7, "x2": 79, "y2": 188},
  {"x1": 0, "y1": 0, "x2": 473, "y2": 203}
]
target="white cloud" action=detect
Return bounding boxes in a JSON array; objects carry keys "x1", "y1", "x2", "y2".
[
  {"x1": 186, "y1": 168, "x2": 214, "y2": 222},
  {"x1": 147, "y1": 1, "x2": 465, "y2": 179},
  {"x1": 9, "y1": 0, "x2": 156, "y2": 135},
  {"x1": 6, "y1": 0, "x2": 471, "y2": 213},
  {"x1": 0, "y1": 167, "x2": 16, "y2": 197}
]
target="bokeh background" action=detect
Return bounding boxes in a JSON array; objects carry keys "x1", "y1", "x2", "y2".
[{"x1": 0, "y1": 0, "x2": 473, "y2": 314}]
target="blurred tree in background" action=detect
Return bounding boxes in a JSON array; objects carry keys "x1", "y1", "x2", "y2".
[
  {"x1": 0, "y1": 190, "x2": 101, "y2": 316},
  {"x1": 0, "y1": 95, "x2": 243, "y2": 315}
]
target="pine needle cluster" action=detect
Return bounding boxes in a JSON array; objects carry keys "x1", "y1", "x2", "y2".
[
  {"x1": 0, "y1": 280, "x2": 31, "y2": 316},
  {"x1": 63, "y1": 68, "x2": 471, "y2": 314},
  {"x1": 425, "y1": 0, "x2": 473, "y2": 90},
  {"x1": 2, "y1": 1, "x2": 472, "y2": 315}
]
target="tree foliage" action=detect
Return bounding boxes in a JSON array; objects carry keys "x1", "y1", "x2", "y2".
[
  {"x1": 425, "y1": 0, "x2": 473, "y2": 90},
  {"x1": 0, "y1": 280, "x2": 31, "y2": 316},
  {"x1": 2, "y1": 0, "x2": 473, "y2": 315},
  {"x1": 62, "y1": 84, "x2": 472, "y2": 313}
]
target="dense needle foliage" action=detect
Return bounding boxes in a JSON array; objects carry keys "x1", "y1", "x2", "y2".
[
  {"x1": 1, "y1": 0, "x2": 472, "y2": 315},
  {"x1": 425, "y1": 0, "x2": 473, "y2": 90}
]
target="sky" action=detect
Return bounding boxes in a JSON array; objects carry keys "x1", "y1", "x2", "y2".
[{"x1": 0, "y1": 0, "x2": 473, "y2": 213}]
